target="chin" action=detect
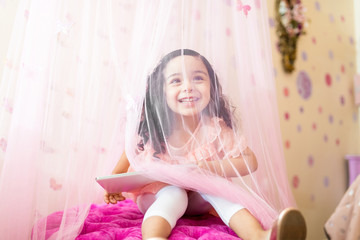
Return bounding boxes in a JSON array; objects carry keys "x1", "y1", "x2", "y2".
[{"x1": 180, "y1": 111, "x2": 202, "y2": 118}]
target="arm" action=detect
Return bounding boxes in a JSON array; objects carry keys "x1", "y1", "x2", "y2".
[
  {"x1": 104, "y1": 151, "x2": 130, "y2": 204},
  {"x1": 111, "y1": 151, "x2": 130, "y2": 174},
  {"x1": 198, "y1": 147, "x2": 258, "y2": 178}
]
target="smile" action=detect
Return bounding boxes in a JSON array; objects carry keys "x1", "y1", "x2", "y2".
[{"x1": 178, "y1": 97, "x2": 199, "y2": 103}]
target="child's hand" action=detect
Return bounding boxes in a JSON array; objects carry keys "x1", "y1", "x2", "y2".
[
  {"x1": 104, "y1": 191, "x2": 125, "y2": 204},
  {"x1": 197, "y1": 160, "x2": 221, "y2": 175}
]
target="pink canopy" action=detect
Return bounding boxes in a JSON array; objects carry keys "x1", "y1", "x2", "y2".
[{"x1": 0, "y1": 0, "x2": 295, "y2": 239}]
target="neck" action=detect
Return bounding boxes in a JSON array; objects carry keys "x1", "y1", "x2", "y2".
[
  {"x1": 167, "y1": 114, "x2": 201, "y2": 148},
  {"x1": 173, "y1": 114, "x2": 201, "y2": 133}
]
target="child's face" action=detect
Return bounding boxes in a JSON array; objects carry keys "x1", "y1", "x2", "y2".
[{"x1": 163, "y1": 55, "x2": 211, "y2": 117}]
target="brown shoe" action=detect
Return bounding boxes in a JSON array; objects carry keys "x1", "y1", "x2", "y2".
[{"x1": 270, "y1": 208, "x2": 307, "y2": 240}]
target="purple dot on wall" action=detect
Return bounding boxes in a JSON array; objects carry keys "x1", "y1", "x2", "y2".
[
  {"x1": 269, "y1": 17, "x2": 275, "y2": 28},
  {"x1": 323, "y1": 176, "x2": 330, "y2": 187},
  {"x1": 336, "y1": 75, "x2": 341, "y2": 82},
  {"x1": 328, "y1": 50, "x2": 334, "y2": 59},
  {"x1": 350, "y1": 36, "x2": 354, "y2": 45},
  {"x1": 301, "y1": 51, "x2": 307, "y2": 61},
  {"x1": 323, "y1": 134, "x2": 328, "y2": 142},
  {"x1": 329, "y1": 14, "x2": 335, "y2": 23},
  {"x1": 329, "y1": 115, "x2": 334, "y2": 124},
  {"x1": 297, "y1": 124, "x2": 302, "y2": 132},
  {"x1": 310, "y1": 194, "x2": 315, "y2": 202},
  {"x1": 308, "y1": 155, "x2": 314, "y2": 167},
  {"x1": 339, "y1": 120, "x2": 343, "y2": 125},
  {"x1": 315, "y1": 1, "x2": 320, "y2": 11},
  {"x1": 353, "y1": 112, "x2": 358, "y2": 122},
  {"x1": 299, "y1": 106, "x2": 304, "y2": 113},
  {"x1": 340, "y1": 95, "x2": 345, "y2": 106},
  {"x1": 297, "y1": 71, "x2": 312, "y2": 100}
]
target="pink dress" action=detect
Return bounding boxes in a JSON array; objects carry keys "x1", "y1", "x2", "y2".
[{"x1": 125, "y1": 117, "x2": 248, "y2": 203}]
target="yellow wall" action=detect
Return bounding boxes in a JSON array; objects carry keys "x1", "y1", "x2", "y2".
[
  {"x1": 1, "y1": 1, "x2": 359, "y2": 240},
  {"x1": 268, "y1": 0, "x2": 359, "y2": 239}
]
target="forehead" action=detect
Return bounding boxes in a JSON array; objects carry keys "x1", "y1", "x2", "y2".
[{"x1": 163, "y1": 55, "x2": 208, "y2": 75}]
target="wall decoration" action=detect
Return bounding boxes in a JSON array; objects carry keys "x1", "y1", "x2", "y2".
[{"x1": 275, "y1": 0, "x2": 307, "y2": 73}]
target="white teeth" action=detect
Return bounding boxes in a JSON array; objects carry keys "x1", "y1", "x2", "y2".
[{"x1": 179, "y1": 97, "x2": 198, "y2": 102}]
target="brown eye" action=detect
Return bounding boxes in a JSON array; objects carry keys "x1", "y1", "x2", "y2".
[
  {"x1": 193, "y1": 76, "x2": 204, "y2": 81},
  {"x1": 170, "y1": 78, "x2": 181, "y2": 84}
]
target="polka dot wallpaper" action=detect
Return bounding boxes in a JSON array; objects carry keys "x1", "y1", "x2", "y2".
[{"x1": 268, "y1": 0, "x2": 359, "y2": 239}]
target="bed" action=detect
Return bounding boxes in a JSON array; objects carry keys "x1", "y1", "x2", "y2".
[{"x1": 44, "y1": 199, "x2": 239, "y2": 239}]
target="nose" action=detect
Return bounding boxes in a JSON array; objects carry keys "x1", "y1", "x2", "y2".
[{"x1": 182, "y1": 78, "x2": 193, "y2": 92}]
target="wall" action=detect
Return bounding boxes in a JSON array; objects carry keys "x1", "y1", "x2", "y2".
[
  {"x1": 267, "y1": 0, "x2": 359, "y2": 239},
  {"x1": 356, "y1": 0, "x2": 360, "y2": 74}
]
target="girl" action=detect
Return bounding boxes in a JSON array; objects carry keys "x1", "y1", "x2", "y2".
[{"x1": 104, "y1": 49, "x2": 306, "y2": 240}]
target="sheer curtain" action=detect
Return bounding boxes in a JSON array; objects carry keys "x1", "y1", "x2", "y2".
[{"x1": 0, "y1": 1, "x2": 295, "y2": 239}]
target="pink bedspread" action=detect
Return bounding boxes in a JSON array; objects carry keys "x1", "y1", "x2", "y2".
[{"x1": 45, "y1": 200, "x2": 239, "y2": 239}]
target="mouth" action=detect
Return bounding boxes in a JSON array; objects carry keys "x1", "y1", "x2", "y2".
[{"x1": 178, "y1": 97, "x2": 199, "y2": 103}]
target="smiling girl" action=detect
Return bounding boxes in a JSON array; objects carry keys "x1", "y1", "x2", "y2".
[{"x1": 104, "y1": 49, "x2": 306, "y2": 240}]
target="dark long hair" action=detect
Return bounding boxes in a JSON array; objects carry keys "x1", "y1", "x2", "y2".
[{"x1": 137, "y1": 49, "x2": 233, "y2": 155}]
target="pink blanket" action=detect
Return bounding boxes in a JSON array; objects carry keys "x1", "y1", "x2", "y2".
[{"x1": 45, "y1": 200, "x2": 239, "y2": 239}]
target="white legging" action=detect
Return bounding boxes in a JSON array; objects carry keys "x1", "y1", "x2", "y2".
[{"x1": 138, "y1": 185, "x2": 244, "y2": 229}]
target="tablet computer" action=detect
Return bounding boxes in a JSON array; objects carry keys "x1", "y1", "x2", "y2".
[{"x1": 95, "y1": 172, "x2": 156, "y2": 193}]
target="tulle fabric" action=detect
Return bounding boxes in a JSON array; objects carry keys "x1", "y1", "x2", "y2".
[{"x1": 0, "y1": 0, "x2": 296, "y2": 239}]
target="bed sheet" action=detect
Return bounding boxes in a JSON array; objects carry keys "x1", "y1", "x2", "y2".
[{"x1": 44, "y1": 199, "x2": 239, "y2": 239}]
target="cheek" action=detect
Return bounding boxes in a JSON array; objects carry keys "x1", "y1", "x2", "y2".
[
  {"x1": 204, "y1": 93, "x2": 211, "y2": 107},
  {"x1": 202, "y1": 84, "x2": 211, "y2": 104},
  {"x1": 165, "y1": 88, "x2": 177, "y2": 105}
]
